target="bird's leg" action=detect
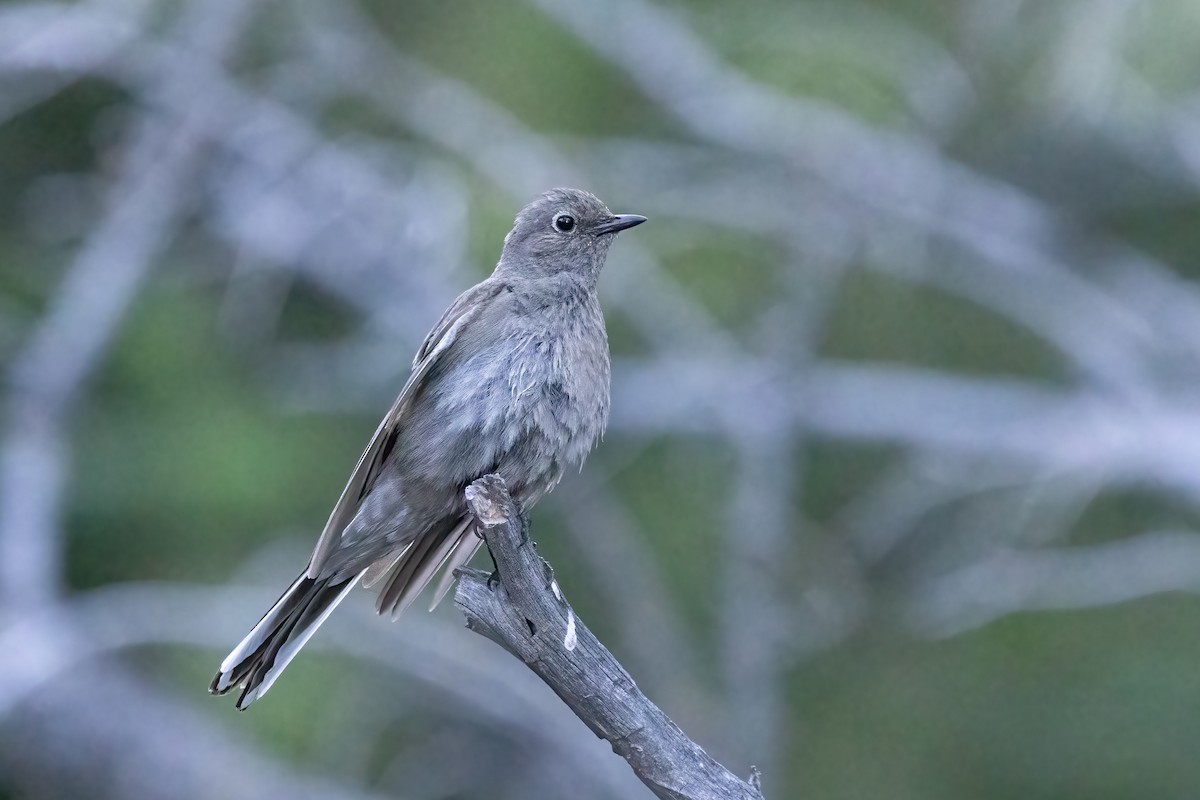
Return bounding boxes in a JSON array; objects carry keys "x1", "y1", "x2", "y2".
[
  {"x1": 485, "y1": 542, "x2": 501, "y2": 590},
  {"x1": 473, "y1": 497, "x2": 531, "y2": 590},
  {"x1": 472, "y1": 522, "x2": 503, "y2": 589},
  {"x1": 517, "y1": 507, "x2": 531, "y2": 548}
]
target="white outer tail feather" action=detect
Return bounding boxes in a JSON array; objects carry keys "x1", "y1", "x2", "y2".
[
  {"x1": 215, "y1": 570, "x2": 363, "y2": 704},
  {"x1": 238, "y1": 575, "x2": 359, "y2": 706}
]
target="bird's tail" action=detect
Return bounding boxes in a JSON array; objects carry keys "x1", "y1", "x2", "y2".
[{"x1": 209, "y1": 571, "x2": 358, "y2": 709}]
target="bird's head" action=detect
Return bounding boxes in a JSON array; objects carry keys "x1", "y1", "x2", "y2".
[{"x1": 497, "y1": 188, "x2": 646, "y2": 283}]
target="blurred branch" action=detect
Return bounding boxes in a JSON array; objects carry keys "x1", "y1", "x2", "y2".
[
  {"x1": 611, "y1": 356, "x2": 1200, "y2": 503},
  {"x1": 0, "y1": 3, "x2": 382, "y2": 799},
  {"x1": 556, "y1": 474, "x2": 703, "y2": 709},
  {"x1": 534, "y1": 0, "x2": 1200, "y2": 385},
  {"x1": 0, "y1": 581, "x2": 641, "y2": 797},
  {"x1": 905, "y1": 530, "x2": 1200, "y2": 638},
  {"x1": 0, "y1": 589, "x2": 385, "y2": 800},
  {"x1": 0, "y1": 1, "x2": 148, "y2": 124},
  {"x1": 0, "y1": 655, "x2": 389, "y2": 800},
  {"x1": 454, "y1": 475, "x2": 766, "y2": 800},
  {"x1": 717, "y1": 436, "x2": 792, "y2": 781},
  {"x1": 0, "y1": 72, "x2": 182, "y2": 611},
  {"x1": 298, "y1": 0, "x2": 744, "y2": 360},
  {"x1": 0, "y1": 0, "x2": 252, "y2": 613}
]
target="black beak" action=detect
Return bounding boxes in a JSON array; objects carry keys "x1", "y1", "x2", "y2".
[{"x1": 594, "y1": 214, "x2": 647, "y2": 235}]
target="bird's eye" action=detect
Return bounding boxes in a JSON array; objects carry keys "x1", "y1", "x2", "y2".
[{"x1": 554, "y1": 214, "x2": 575, "y2": 233}]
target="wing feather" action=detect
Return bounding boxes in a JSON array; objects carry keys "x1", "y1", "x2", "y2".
[{"x1": 306, "y1": 280, "x2": 504, "y2": 578}]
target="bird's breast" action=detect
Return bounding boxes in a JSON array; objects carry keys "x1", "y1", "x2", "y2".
[
  {"x1": 499, "y1": 309, "x2": 610, "y2": 465},
  {"x1": 423, "y1": 294, "x2": 610, "y2": 501}
]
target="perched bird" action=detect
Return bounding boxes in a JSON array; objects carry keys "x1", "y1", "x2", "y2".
[{"x1": 210, "y1": 188, "x2": 645, "y2": 709}]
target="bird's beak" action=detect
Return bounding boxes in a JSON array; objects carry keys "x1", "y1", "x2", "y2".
[{"x1": 594, "y1": 214, "x2": 647, "y2": 235}]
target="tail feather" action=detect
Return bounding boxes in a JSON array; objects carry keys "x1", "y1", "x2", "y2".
[
  {"x1": 376, "y1": 517, "x2": 472, "y2": 619},
  {"x1": 212, "y1": 573, "x2": 308, "y2": 692},
  {"x1": 428, "y1": 534, "x2": 483, "y2": 611},
  {"x1": 210, "y1": 571, "x2": 359, "y2": 709},
  {"x1": 376, "y1": 531, "x2": 441, "y2": 618}
]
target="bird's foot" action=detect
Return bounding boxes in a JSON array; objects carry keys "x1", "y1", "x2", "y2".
[
  {"x1": 513, "y1": 500, "x2": 532, "y2": 547},
  {"x1": 485, "y1": 540, "x2": 501, "y2": 589}
]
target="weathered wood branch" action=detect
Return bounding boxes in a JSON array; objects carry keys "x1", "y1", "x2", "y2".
[{"x1": 454, "y1": 474, "x2": 766, "y2": 800}]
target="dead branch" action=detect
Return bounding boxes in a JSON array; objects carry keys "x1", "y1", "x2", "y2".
[{"x1": 454, "y1": 474, "x2": 766, "y2": 800}]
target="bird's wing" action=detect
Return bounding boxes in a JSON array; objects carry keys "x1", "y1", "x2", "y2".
[{"x1": 305, "y1": 279, "x2": 505, "y2": 578}]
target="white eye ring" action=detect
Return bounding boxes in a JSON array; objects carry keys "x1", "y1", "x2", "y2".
[{"x1": 553, "y1": 214, "x2": 575, "y2": 233}]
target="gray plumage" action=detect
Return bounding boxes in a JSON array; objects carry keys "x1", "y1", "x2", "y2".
[{"x1": 210, "y1": 188, "x2": 645, "y2": 708}]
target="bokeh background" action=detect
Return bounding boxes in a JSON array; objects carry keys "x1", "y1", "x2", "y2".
[{"x1": 3, "y1": 0, "x2": 1200, "y2": 797}]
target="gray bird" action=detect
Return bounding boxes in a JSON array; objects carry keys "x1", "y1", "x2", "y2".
[{"x1": 210, "y1": 188, "x2": 645, "y2": 708}]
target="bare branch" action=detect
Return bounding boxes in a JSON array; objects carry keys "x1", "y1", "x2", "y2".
[{"x1": 455, "y1": 475, "x2": 765, "y2": 800}]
